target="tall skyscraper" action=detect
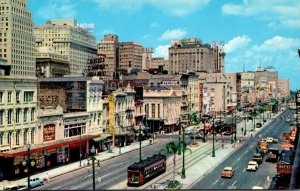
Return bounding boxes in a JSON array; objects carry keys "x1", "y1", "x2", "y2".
[
  {"x1": 0, "y1": 0, "x2": 36, "y2": 77},
  {"x1": 211, "y1": 42, "x2": 225, "y2": 73},
  {"x1": 34, "y1": 19, "x2": 97, "y2": 75},
  {"x1": 168, "y1": 38, "x2": 215, "y2": 74},
  {"x1": 97, "y1": 34, "x2": 119, "y2": 76},
  {"x1": 119, "y1": 42, "x2": 143, "y2": 73}
]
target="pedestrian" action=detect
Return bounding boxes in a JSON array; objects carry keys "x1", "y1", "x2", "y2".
[
  {"x1": 216, "y1": 138, "x2": 218, "y2": 142},
  {"x1": 222, "y1": 143, "x2": 224, "y2": 149},
  {"x1": 241, "y1": 127, "x2": 243, "y2": 132},
  {"x1": 251, "y1": 134, "x2": 253, "y2": 138},
  {"x1": 256, "y1": 148, "x2": 258, "y2": 153}
]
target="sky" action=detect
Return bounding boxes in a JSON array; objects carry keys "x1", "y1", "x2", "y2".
[{"x1": 28, "y1": 0, "x2": 300, "y2": 90}]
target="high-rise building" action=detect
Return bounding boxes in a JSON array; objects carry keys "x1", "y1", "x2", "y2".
[
  {"x1": 0, "y1": 0, "x2": 36, "y2": 77},
  {"x1": 97, "y1": 34, "x2": 119, "y2": 76},
  {"x1": 34, "y1": 19, "x2": 97, "y2": 75},
  {"x1": 278, "y1": 78, "x2": 290, "y2": 98},
  {"x1": 168, "y1": 38, "x2": 215, "y2": 74},
  {"x1": 119, "y1": 42, "x2": 143, "y2": 73},
  {"x1": 211, "y1": 42, "x2": 225, "y2": 73},
  {"x1": 142, "y1": 48, "x2": 153, "y2": 71}
]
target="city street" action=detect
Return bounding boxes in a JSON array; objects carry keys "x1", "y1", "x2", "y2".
[
  {"x1": 32, "y1": 110, "x2": 293, "y2": 190},
  {"x1": 191, "y1": 109, "x2": 295, "y2": 189}
]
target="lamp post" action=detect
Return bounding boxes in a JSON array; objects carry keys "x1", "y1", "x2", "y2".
[
  {"x1": 88, "y1": 146, "x2": 100, "y2": 190},
  {"x1": 244, "y1": 114, "x2": 247, "y2": 136},
  {"x1": 178, "y1": 118, "x2": 181, "y2": 155},
  {"x1": 234, "y1": 107, "x2": 237, "y2": 141},
  {"x1": 116, "y1": 113, "x2": 121, "y2": 155},
  {"x1": 181, "y1": 123, "x2": 186, "y2": 179},
  {"x1": 212, "y1": 117, "x2": 215, "y2": 157},
  {"x1": 22, "y1": 144, "x2": 35, "y2": 190},
  {"x1": 231, "y1": 111, "x2": 234, "y2": 144},
  {"x1": 139, "y1": 122, "x2": 142, "y2": 162},
  {"x1": 79, "y1": 129, "x2": 82, "y2": 167}
]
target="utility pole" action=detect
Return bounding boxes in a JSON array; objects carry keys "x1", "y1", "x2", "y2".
[
  {"x1": 182, "y1": 122, "x2": 186, "y2": 179},
  {"x1": 212, "y1": 117, "x2": 215, "y2": 157},
  {"x1": 178, "y1": 118, "x2": 181, "y2": 155},
  {"x1": 139, "y1": 123, "x2": 142, "y2": 162}
]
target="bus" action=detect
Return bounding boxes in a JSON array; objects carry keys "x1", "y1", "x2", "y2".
[{"x1": 127, "y1": 154, "x2": 167, "y2": 186}]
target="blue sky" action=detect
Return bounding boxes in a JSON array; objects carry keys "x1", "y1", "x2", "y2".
[{"x1": 28, "y1": 0, "x2": 300, "y2": 90}]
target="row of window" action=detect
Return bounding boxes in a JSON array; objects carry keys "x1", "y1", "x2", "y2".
[
  {"x1": 0, "y1": 91, "x2": 34, "y2": 104},
  {"x1": 0, "y1": 129, "x2": 35, "y2": 146},
  {"x1": 0, "y1": 108, "x2": 35, "y2": 125}
]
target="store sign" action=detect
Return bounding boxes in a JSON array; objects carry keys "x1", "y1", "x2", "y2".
[
  {"x1": 199, "y1": 83, "x2": 203, "y2": 113},
  {"x1": 161, "y1": 81, "x2": 178, "y2": 86},
  {"x1": 43, "y1": 124, "x2": 56, "y2": 142},
  {"x1": 296, "y1": 90, "x2": 300, "y2": 126}
]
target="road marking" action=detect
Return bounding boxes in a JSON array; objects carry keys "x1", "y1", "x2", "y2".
[
  {"x1": 243, "y1": 168, "x2": 246, "y2": 172},
  {"x1": 83, "y1": 174, "x2": 92, "y2": 179},
  {"x1": 53, "y1": 185, "x2": 64, "y2": 190},
  {"x1": 237, "y1": 157, "x2": 241, "y2": 161},
  {"x1": 236, "y1": 167, "x2": 239, "y2": 170},
  {"x1": 213, "y1": 179, "x2": 219, "y2": 185},
  {"x1": 232, "y1": 180, "x2": 237, "y2": 187},
  {"x1": 221, "y1": 181, "x2": 225, "y2": 185}
]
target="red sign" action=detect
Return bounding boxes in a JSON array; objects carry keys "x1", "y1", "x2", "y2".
[
  {"x1": 199, "y1": 83, "x2": 203, "y2": 113},
  {"x1": 43, "y1": 124, "x2": 55, "y2": 142},
  {"x1": 277, "y1": 162, "x2": 292, "y2": 174}
]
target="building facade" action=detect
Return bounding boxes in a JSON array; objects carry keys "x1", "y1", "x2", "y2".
[
  {"x1": 34, "y1": 19, "x2": 97, "y2": 75},
  {"x1": 0, "y1": 0, "x2": 36, "y2": 77},
  {"x1": 97, "y1": 34, "x2": 119, "y2": 77},
  {"x1": 168, "y1": 38, "x2": 214, "y2": 74},
  {"x1": 278, "y1": 78, "x2": 290, "y2": 98},
  {"x1": 119, "y1": 42, "x2": 143, "y2": 73}
]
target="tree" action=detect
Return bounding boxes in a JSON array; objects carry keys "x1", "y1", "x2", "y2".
[
  {"x1": 159, "y1": 141, "x2": 192, "y2": 182},
  {"x1": 188, "y1": 112, "x2": 200, "y2": 143}
]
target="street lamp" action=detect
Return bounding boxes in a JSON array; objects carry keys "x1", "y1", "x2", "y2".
[
  {"x1": 234, "y1": 107, "x2": 237, "y2": 141},
  {"x1": 231, "y1": 111, "x2": 234, "y2": 144},
  {"x1": 139, "y1": 122, "x2": 142, "y2": 162},
  {"x1": 116, "y1": 114, "x2": 121, "y2": 155},
  {"x1": 22, "y1": 144, "x2": 35, "y2": 190},
  {"x1": 177, "y1": 118, "x2": 181, "y2": 155},
  {"x1": 212, "y1": 116, "x2": 216, "y2": 157},
  {"x1": 88, "y1": 145, "x2": 100, "y2": 190},
  {"x1": 181, "y1": 123, "x2": 187, "y2": 179}
]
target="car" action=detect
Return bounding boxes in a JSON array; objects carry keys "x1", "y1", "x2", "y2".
[
  {"x1": 20, "y1": 177, "x2": 44, "y2": 189},
  {"x1": 256, "y1": 123, "x2": 262, "y2": 128},
  {"x1": 190, "y1": 133, "x2": 204, "y2": 140},
  {"x1": 253, "y1": 153, "x2": 263, "y2": 164},
  {"x1": 285, "y1": 118, "x2": 291, "y2": 123},
  {"x1": 273, "y1": 138, "x2": 278, "y2": 143},
  {"x1": 3, "y1": 185, "x2": 26, "y2": 190},
  {"x1": 221, "y1": 167, "x2": 235, "y2": 178},
  {"x1": 266, "y1": 137, "x2": 274, "y2": 143},
  {"x1": 247, "y1": 161, "x2": 258, "y2": 171},
  {"x1": 252, "y1": 186, "x2": 264, "y2": 189},
  {"x1": 261, "y1": 138, "x2": 267, "y2": 142}
]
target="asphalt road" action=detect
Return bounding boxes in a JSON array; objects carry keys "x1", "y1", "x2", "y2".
[
  {"x1": 35, "y1": 135, "x2": 190, "y2": 190},
  {"x1": 191, "y1": 109, "x2": 295, "y2": 189}
]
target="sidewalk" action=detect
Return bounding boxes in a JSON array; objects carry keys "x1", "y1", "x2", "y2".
[{"x1": 0, "y1": 139, "x2": 155, "y2": 187}]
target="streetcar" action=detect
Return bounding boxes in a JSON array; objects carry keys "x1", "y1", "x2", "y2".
[{"x1": 127, "y1": 154, "x2": 167, "y2": 186}]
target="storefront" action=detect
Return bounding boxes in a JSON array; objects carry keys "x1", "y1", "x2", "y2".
[{"x1": 0, "y1": 135, "x2": 98, "y2": 180}]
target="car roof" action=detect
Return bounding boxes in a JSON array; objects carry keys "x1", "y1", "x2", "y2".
[
  {"x1": 249, "y1": 161, "x2": 258, "y2": 164},
  {"x1": 224, "y1": 167, "x2": 233, "y2": 170}
]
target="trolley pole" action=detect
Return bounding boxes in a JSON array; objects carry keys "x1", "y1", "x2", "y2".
[
  {"x1": 212, "y1": 117, "x2": 215, "y2": 157},
  {"x1": 178, "y1": 118, "x2": 181, "y2": 155},
  {"x1": 139, "y1": 124, "x2": 142, "y2": 162},
  {"x1": 182, "y1": 123, "x2": 186, "y2": 179}
]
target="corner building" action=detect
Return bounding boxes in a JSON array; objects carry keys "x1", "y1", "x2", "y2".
[
  {"x1": 34, "y1": 19, "x2": 97, "y2": 75},
  {"x1": 0, "y1": 0, "x2": 36, "y2": 77}
]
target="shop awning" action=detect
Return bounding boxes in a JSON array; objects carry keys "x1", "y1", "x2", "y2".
[{"x1": 93, "y1": 134, "x2": 111, "y2": 142}]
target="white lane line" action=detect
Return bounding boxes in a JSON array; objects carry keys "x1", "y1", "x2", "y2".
[
  {"x1": 243, "y1": 168, "x2": 246, "y2": 172},
  {"x1": 237, "y1": 157, "x2": 241, "y2": 161},
  {"x1": 83, "y1": 174, "x2": 92, "y2": 179},
  {"x1": 232, "y1": 180, "x2": 237, "y2": 187},
  {"x1": 221, "y1": 181, "x2": 225, "y2": 185},
  {"x1": 213, "y1": 179, "x2": 219, "y2": 185},
  {"x1": 53, "y1": 185, "x2": 64, "y2": 190}
]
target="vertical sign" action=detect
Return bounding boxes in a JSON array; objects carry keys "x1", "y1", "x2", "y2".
[
  {"x1": 107, "y1": 95, "x2": 116, "y2": 136},
  {"x1": 296, "y1": 90, "x2": 300, "y2": 126},
  {"x1": 199, "y1": 83, "x2": 203, "y2": 114}
]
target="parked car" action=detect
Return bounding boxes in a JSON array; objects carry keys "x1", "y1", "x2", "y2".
[
  {"x1": 285, "y1": 118, "x2": 291, "y2": 123},
  {"x1": 20, "y1": 177, "x2": 44, "y2": 189},
  {"x1": 221, "y1": 167, "x2": 235, "y2": 178},
  {"x1": 256, "y1": 123, "x2": 262, "y2": 128},
  {"x1": 247, "y1": 161, "x2": 259, "y2": 171},
  {"x1": 253, "y1": 153, "x2": 263, "y2": 164},
  {"x1": 190, "y1": 133, "x2": 204, "y2": 140},
  {"x1": 266, "y1": 137, "x2": 274, "y2": 143},
  {"x1": 3, "y1": 185, "x2": 26, "y2": 190},
  {"x1": 252, "y1": 186, "x2": 264, "y2": 189}
]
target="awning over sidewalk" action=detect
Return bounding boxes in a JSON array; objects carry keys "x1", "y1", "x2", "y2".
[{"x1": 93, "y1": 134, "x2": 111, "y2": 142}]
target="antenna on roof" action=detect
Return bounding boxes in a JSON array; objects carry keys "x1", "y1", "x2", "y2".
[
  {"x1": 259, "y1": 57, "x2": 262, "y2": 67},
  {"x1": 243, "y1": 63, "x2": 245, "y2": 72}
]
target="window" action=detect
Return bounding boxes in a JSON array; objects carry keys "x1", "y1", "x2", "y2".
[
  {"x1": 24, "y1": 91, "x2": 34, "y2": 103},
  {"x1": 7, "y1": 132, "x2": 11, "y2": 145},
  {"x1": 151, "y1": 104, "x2": 155, "y2": 118},
  {"x1": 8, "y1": 91, "x2": 12, "y2": 103},
  {"x1": 31, "y1": 130, "x2": 35, "y2": 144},
  {"x1": 16, "y1": 109, "x2": 20, "y2": 123},
  {"x1": 0, "y1": 91, "x2": 3, "y2": 103},
  {"x1": 158, "y1": 104, "x2": 160, "y2": 118},
  {"x1": 0, "y1": 110, "x2": 3, "y2": 125},
  {"x1": 16, "y1": 91, "x2": 20, "y2": 103},
  {"x1": 23, "y1": 108, "x2": 28, "y2": 122},
  {"x1": 7, "y1": 110, "x2": 13, "y2": 125},
  {"x1": 0, "y1": 134, "x2": 3, "y2": 145},
  {"x1": 31, "y1": 108, "x2": 35, "y2": 121},
  {"x1": 16, "y1": 131, "x2": 20, "y2": 145}
]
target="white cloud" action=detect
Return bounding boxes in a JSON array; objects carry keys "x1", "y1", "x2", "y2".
[
  {"x1": 37, "y1": 0, "x2": 77, "y2": 20},
  {"x1": 222, "y1": 0, "x2": 300, "y2": 29},
  {"x1": 251, "y1": 36, "x2": 300, "y2": 52},
  {"x1": 159, "y1": 29, "x2": 187, "y2": 41},
  {"x1": 93, "y1": 0, "x2": 210, "y2": 16},
  {"x1": 224, "y1": 35, "x2": 251, "y2": 54},
  {"x1": 101, "y1": 28, "x2": 115, "y2": 35},
  {"x1": 153, "y1": 45, "x2": 170, "y2": 59}
]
